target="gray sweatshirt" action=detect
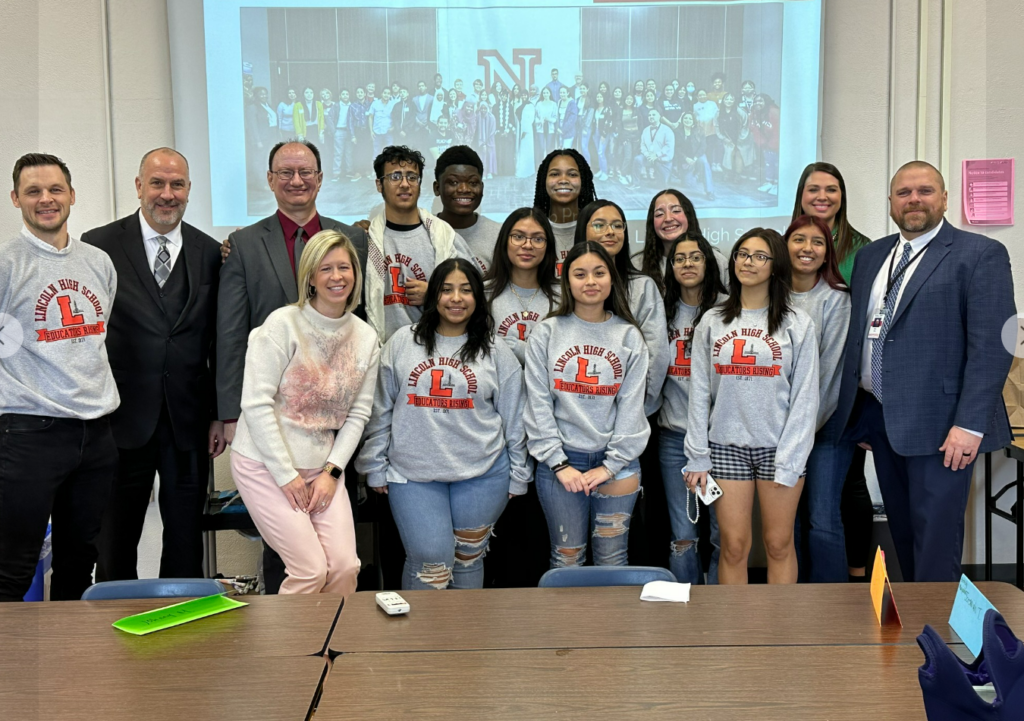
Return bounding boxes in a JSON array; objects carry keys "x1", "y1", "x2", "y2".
[
  {"x1": 0, "y1": 229, "x2": 120, "y2": 419},
  {"x1": 788, "y1": 278, "x2": 851, "y2": 431},
  {"x1": 457, "y1": 214, "x2": 502, "y2": 276},
  {"x1": 658, "y1": 302, "x2": 699, "y2": 432},
  {"x1": 356, "y1": 326, "x2": 531, "y2": 495},
  {"x1": 381, "y1": 223, "x2": 475, "y2": 341},
  {"x1": 524, "y1": 313, "x2": 651, "y2": 475},
  {"x1": 628, "y1": 274, "x2": 670, "y2": 416},
  {"x1": 550, "y1": 219, "x2": 576, "y2": 275},
  {"x1": 489, "y1": 283, "x2": 560, "y2": 365},
  {"x1": 684, "y1": 306, "x2": 819, "y2": 487}
]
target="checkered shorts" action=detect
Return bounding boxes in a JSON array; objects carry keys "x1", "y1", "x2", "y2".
[{"x1": 709, "y1": 443, "x2": 778, "y2": 482}]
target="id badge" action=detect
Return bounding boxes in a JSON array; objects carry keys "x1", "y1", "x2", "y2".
[{"x1": 867, "y1": 310, "x2": 885, "y2": 339}]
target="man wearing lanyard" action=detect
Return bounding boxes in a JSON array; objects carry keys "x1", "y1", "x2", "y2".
[
  {"x1": 217, "y1": 140, "x2": 367, "y2": 592},
  {"x1": 834, "y1": 161, "x2": 1015, "y2": 582}
]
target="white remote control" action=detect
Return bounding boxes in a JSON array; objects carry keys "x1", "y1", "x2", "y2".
[{"x1": 375, "y1": 591, "x2": 410, "y2": 615}]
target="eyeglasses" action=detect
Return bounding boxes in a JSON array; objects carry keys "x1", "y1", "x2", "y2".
[
  {"x1": 733, "y1": 250, "x2": 773, "y2": 266},
  {"x1": 672, "y1": 253, "x2": 705, "y2": 266},
  {"x1": 509, "y1": 233, "x2": 547, "y2": 247},
  {"x1": 271, "y1": 169, "x2": 319, "y2": 181},
  {"x1": 379, "y1": 171, "x2": 421, "y2": 185},
  {"x1": 589, "y1": 221, "x2": 625, "y2": 234}
]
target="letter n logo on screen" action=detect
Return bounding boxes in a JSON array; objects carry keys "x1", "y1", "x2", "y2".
[{"x1": 477, "y1": 49, "x2": 542, "y2": 91}]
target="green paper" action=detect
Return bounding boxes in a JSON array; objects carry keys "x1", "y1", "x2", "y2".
[{"x1": 112, "y1": 593, "x2": 248, "y2": 636}]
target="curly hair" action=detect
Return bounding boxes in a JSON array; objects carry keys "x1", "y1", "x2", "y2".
[
  {"x1": 531, "y1": 148, "x2": 597, "y2": 217},
  {"x1": 434, "y1": 144, "x2": 483, "y2": 182},
  {"x1": 372, "y1": 145, "x2": 425, "y2": 179}
]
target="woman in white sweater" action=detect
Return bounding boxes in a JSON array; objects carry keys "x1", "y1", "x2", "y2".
[{"x1": 231, "y1": 230, "x2": 379, "y2": 596}]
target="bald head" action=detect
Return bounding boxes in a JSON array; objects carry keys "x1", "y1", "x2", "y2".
[
  {"x1": 889, "y1": 160, "x2": 947, "y2": 238},
  {"x1": 890, "y1": 160, "x2": 944, "y2": 194},
  {"x1": 139, "y1": 147, "x2": 189, "y2": 179}
]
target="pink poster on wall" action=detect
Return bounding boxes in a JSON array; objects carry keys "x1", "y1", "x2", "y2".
[{"x1": 963, "y1": 158, "x2": 1014, "y2": 225}]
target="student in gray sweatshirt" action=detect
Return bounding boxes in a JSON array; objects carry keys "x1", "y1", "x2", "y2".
[
  {"x1": 532, "y1": 149, "x2": 597, "y2": 275},
  {"x1": 785, "y1": 215, "x2": 853, "y2": 583},
  {"x1": 684, "y1": 228, "x2": 819, "y2": 585},
  {"x1": 575, "y1": 199, "x2": 670, "y2": 569},
  {"x1": 524, "y1": 242, "x2": 650, "y2": 568},
  {"x1": 485, "y1": 207, "x2": 561, "y2": 365},
  {"x1": 0, "y1": 153, "x2": 120, "y2": 602},
  {"x1": 432, "y1": 145, "x2": 503, "y2": 275},
  {"x1": 357, "y1": 258, "x2": 529, "y2": 591},
  {"x1": 658, "y1": 232, "x2": 727, "y2": 585},
  {"x1": 483, "y1": 208, "x2": 561, "y2": 586}
]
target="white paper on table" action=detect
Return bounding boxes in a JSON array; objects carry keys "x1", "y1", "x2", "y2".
[{"x1": 640, "y1": 580, "x2": 691, "y2": 602}]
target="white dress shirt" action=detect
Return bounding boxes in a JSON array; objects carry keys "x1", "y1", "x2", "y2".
[
  {"x1": 139, "y1": 210, "x2": 183, "y2": 273},
  {"x1": 858, "y1": 219, "x2": 981, "y2": 437}
]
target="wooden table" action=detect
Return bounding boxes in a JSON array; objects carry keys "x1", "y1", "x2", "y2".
[
  {"x1": 0, "y1": 594, "x2": 344, "y2": 721},
  {"x1": 320, "y1": 645, "x2": 926, "y2": 720},
  {"x1": 0, "y1": 593, "x2": 344, "y2": 662},
  {"x1": 328, "y1": 582, "x2": 1024, "y2": 653}
]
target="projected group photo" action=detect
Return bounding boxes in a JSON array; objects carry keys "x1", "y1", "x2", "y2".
[{"x1": 235, "y1": 2, "x2": 788, "y2": 222}]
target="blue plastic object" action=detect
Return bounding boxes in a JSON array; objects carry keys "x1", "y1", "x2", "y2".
[
  {"x1": 81, "y1": 578, "x2": 227, "y2": 601},
  {"x1": 917, "y1": 609, "x2": 1024, "y2": 720},
  {"x1": 23, "y1": 523, "x2": 52, "y2": 602},
  {"x1": 538, "y1": 565, "x2": 677, "y2": 588}
]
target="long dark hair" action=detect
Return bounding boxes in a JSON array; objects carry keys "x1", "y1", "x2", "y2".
[
  {"x1": 639, "y1": 189, "x2": 702, "y2": 293},
  {"x1": 790, "y1": 162, "x2": 865, "y2": 265},
  {"x1": 573, "y1": 200, "x2": 639, "y2": 299},
  {"x1": 531, "y1": 149, "x2": 597, "y2": 217},
  {"x1": 664, "y1": 233, "x2": 726, "y2": 337},
  {"x1": 719, "y1": 228, "x2": 791, "y2": 337},
  {"x1": 784, "y1": 215, "x2": 848, "y2": 293},
  {"x1": 551, "y1": 242, "x2": 639, "y2": 330},
  {"x1": 413, "y1": 258, "x2": 493, "y2": 363},
  {"x1": 483, "y1": 207, "x2": 559, "y2": 310}
]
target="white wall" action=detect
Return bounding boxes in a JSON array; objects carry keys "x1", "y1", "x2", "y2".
[{"x1": 2, "y1": 0, "x2": 1022, "y2": 568}]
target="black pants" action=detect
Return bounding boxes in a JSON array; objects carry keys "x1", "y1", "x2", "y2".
[
  {"x1": 0, "y1": 414, "x2": 117, "y2": 602},
  {"x1": 96, "y1": 407, "x2": 208, "y2": 581},
  {"x1": 845, "y1": 391, "x2": 973, "y2": 581}
]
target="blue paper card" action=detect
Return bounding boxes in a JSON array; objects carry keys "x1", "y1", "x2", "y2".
[{"x1": 948, "y1": 574, "x2": 997, "y2": 657}]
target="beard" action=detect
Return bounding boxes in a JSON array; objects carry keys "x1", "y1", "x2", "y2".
[{"x1": 145, "y1": 200, "x2": 186, "y2": 227}]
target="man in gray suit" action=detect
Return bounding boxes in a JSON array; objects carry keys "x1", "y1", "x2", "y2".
[
  {"x1": 217, "y1": 140, "x2": 368, "y2": 438},
  {"x1": 217, "y1": 140, "x2": 367, "y2": 593}
]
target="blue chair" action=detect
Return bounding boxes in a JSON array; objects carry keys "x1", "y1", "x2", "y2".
[
  {"x1": 538, "y1": 566, "x2": 677, "y2": 588},
  {"x1": 81, "y1": 578, "x2": 227, "y2": 601}
]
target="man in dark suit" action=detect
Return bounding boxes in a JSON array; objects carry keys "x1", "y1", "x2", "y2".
[
  {"x1": 84, "y1": 147, "x2": 225, "y2": 580},
  {"x1": 217, "y1": 139, "x2": 367, "y2": 592},
  {"x1": 835, "y1": 160, "x2": 1015, "y2": 582}
]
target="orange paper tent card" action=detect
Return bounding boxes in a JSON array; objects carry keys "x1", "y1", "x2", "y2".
[{"x1": 870, "y1": 547, "x2": 902, "y2": 627}]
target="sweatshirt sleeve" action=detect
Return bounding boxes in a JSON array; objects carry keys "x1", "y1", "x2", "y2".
[
  {"x1": 523, "y1": 321, "x2": 568, "y2": 470},
  {"x1": 816, "y1": 291, "x2": 851, "y2": 430},
  {"x1": 493, "y1": 343, "x2": 532, "y2": 495},
  {"x1": 683, "y1": 320, "x2": 714, "y2": 472},
  {"x1": 451, "y1": 232, "x2": 477, "y2": 264},
  {"x1": 325, "y1": 341, "x2": 381, "y2": 473},
  {"x1": 355, "y1": 335, "x2": 400, "y2": 487},
  {"x1": 603, "y1": 330, "x2": 652, "y2": 475},
  {"x1": 238, "y1": 322, "x2": 299, "y2": 487},
  {"x1": 774, "y1": 317, "x2": 820, "y2": 487},
  {"x1": 631, "y1": 277, "x2": 670, "y2": 416}
]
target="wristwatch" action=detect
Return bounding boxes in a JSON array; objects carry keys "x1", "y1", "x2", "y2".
[{"x1": 322, "y1": 463, "x2": 343, "y2": 480}]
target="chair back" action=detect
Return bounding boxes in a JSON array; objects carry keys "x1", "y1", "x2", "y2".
[
  {"x1": 81, "y1": 578, "x2": 227, "y2": 601},
  {"x1": 538, "y1": 566, "x2": 677, "y2": 588}
]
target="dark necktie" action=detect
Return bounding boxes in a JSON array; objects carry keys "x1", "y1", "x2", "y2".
[{"x1": 294, "y1": 227, "x2": 305, "y2": 282}]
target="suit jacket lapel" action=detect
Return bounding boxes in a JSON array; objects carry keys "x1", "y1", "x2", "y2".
[
  {"x1": 849, "y1": 236, "x2": 895, "y2": 341},
  {"x1": 170, "y1": 227, "x2": 201, "y2": 334},
  {"x1": 123, "y1": 212, "x2": 163, "y2": 307},
  {"x1": 889, "y1": 222, "x2": 953, "y2": 330},
  {"x1": 262, "y1": 216, "x2": 298, "y2": 301}
]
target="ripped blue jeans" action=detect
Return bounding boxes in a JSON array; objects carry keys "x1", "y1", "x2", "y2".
[{"x1": 535, "y1": 447, "x2": 641, "y2": 568}]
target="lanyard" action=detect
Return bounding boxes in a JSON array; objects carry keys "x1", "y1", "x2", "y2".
[{"x1": 884, "y1": 240, "x2": 929, "y2": 301}]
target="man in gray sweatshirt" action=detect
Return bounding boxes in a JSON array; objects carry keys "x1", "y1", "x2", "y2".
[{"x1": 0, "y1": 153, "x2": 120, "y2": 601}]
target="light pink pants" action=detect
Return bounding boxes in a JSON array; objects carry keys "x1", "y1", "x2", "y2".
[{"x1": 231, "y1": 452, "x2": 360, "y2": 596}]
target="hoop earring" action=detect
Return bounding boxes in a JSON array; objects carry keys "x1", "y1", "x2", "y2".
[{"x1": 308, "y1": 285, "x2": 316, "y2": 297}]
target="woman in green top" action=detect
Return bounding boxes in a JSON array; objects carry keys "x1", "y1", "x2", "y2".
[
  {"x1": 790, "y1": 162, "x2": 870, "y2": 284},
  {"x1": 790, "y1": 161, "x2": 873, "y2": 584}
]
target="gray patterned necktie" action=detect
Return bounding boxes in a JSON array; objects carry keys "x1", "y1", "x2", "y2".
[
  {"x1": 294, "y1": 228, "x2": 306, "y2": 281},
  {"x1": 870, "y1": 241, "x2": 914, "y2": 401},
  {"x1": 153, "y1": 235, "x2": 171, "y2": 288}
]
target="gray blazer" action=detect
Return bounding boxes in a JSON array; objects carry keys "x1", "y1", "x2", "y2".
[{"x1": 216, "y1": 213, "x2": 369, "y2": 420}]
